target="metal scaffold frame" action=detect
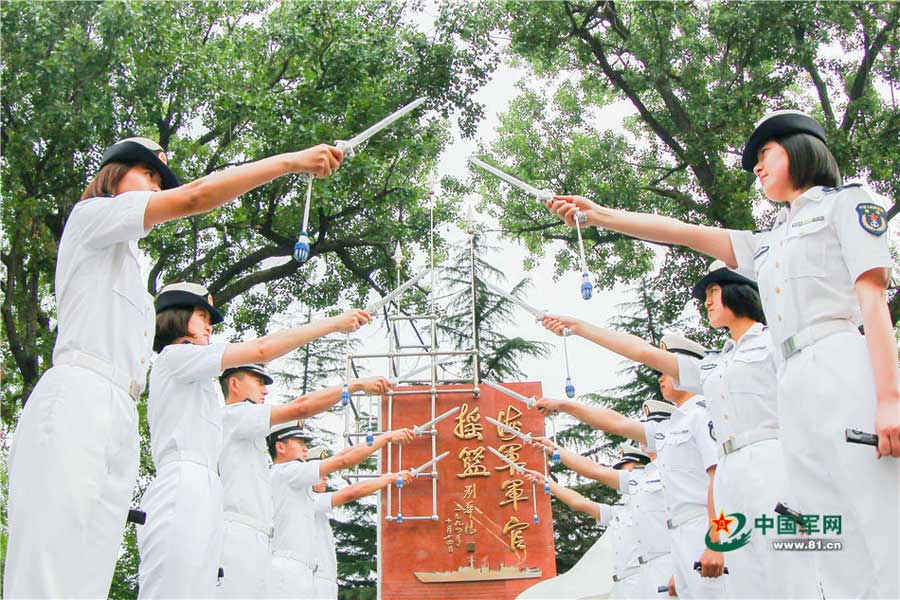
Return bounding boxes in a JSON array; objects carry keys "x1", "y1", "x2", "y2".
[{"x1": 341, "y1": 239, "x2": 480, "y2": 519}]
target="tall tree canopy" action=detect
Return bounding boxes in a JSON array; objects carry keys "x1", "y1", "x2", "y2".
[
  {"x1": 441, "y1": 0, "x2": 899, "y2": 323},
  {"x1": 0, "y1": 0, "x2": 497, "y2": 414}
]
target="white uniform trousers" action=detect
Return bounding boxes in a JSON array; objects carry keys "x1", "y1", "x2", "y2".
[
  {"x1": 311, "y1": 574, "x2": 338, "y2": 599},
  {"x1": 3, "y1": 366, "x2": 139, "y2": 599},
  {"x1": 217, "y1": 518, "x2": 272, "y2": 598},
  {"x1": 638, "y1": 553, "x2": 673, "y2": 598},
  {"x1": 669, "y1": 514, "x2": 728, "y2": 598},
  {"x1": 714, "y1": 438, "x2": 820, "y2": 598},
  {"x1": 780, "y1": 331, "x2": 900, "y2": 598},
  {"x1": 269, "y1": 554, "x2": 316, "y2": 598},
  {"x1": 137, "y1": 461, "x2": 223, "y2": 598}
]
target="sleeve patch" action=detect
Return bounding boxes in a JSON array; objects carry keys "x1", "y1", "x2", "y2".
[{"x1": 856, "y1": 203, "x2": 887, "y2": 236}]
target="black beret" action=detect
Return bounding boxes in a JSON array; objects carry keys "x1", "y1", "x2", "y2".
[
  {"x1": 155, "y1": 282, "x2": 224, "y2": 324},
  {"x1": 691, "y1": 260, "x2": 758, "y2": 300},
  {"x1": 742, "y1": 110, "x2": 826, "y2": 172},
  {"x1": 100, "y1": 137, "x2": 180, "y2": 190}
]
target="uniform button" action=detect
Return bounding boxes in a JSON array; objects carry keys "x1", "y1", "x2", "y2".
[
  {"x1": 775, "y1": 287, "x2": 781, "y2": 294},
  {"x1": 140, "y1": 357, "x2": 146, "y2": 364},
  {"x1": 778, "y1": 315, "x2": 783, "y2": 321},
  {"x1": 775, "y1": 262, "x2": 780, "y2": 268},
  {"x1": 144, "y1": 330, "x2": 148, "y2": 337}
]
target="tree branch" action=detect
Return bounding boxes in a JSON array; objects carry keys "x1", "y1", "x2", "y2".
[
  {"x1": 792, "y1": 23, "x2": 836, "y2": 127},
  {"x1": 841, "y1": 3, "x2": 900, "y2": 133}
]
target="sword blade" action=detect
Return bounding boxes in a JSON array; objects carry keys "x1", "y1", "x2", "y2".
[
  {"x1": 468, "y1": 156, "x2": 548, "y2": 199},
  {"x1": 484, "y1": 416, "x2": 531, "y2": 443},
  {"x1": 487, "y1": 445, "x2": 524, "y2": 473},
  {"x1": 345, "y1": 97, "x2": 427, "y2": 149},
  {"x1": 414, "y1": 407, "x2": 461, "y2": 432},
  {"x1": 412, "y1": 450, "x2": 451, "y2": 473},
  {"x1": 394, "y1": 355, "x2": 460, "y2": 384},
  {"x1": 366, "y1": 267, "x2": 432, "y2": 314},
  {"x1": 480, "y1": 379, "x2": 535, "y2": 408},
  {"x1": 482, "y1": 279, "x2": 545, "y2": 320}
]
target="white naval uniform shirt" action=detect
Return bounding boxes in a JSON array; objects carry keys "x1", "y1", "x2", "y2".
[
  {"x1": 728, "y1": 184, "x2": 894, "y2": 348},
  {"x1": 220, "y1": 401, "x2": 274, "y2": 527},
  {"x1": 630, "y1": 461, "x2": 669, "y2": 561},
  {"x1": 54, "y1": 191, "x2": 155, "y2": 384},
  {"x1": 675, "y1": 323, "x2": 779, "y2": 447},
  {"x1": 616, "y1": 468, "x2": 643, "y2": 572},
  {"x1": 643, "y1": 396, "x2": 717, "y2": 519},
  {"x1": 270, "y1": 461, "x2": 323, "y2": 566},
  {"x1": 596, "y1": 498, "x2": 638, "y2": 577},
  {"x1": 311, "y1": 492, "x2": 338, "y2": 581},
  {"x1": 148, "y1": 342, "x2": 227, "y2": 467}
]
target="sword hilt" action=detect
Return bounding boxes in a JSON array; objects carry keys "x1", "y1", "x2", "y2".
[
  {"x1": 845, "y1": 428, "x2": 878, "y2": 446},
  {"x1": 334, "y1": 140, "x2": 355, "y2": 159},
  {"x1": 693, "y1": 561, "x2": 729, "y2": 574},
  {"x1": 127, "y1": 508, "x2": 146, "y2": 525}
]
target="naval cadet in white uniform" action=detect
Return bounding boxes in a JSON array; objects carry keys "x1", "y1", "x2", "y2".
[
  {"x1": 674, "y1": 261, "x2": 819, "y2": 598},
  {"x1": 545, "y1": 109, "x2": 899, "y2": 598},
  {"x1": 138, "y1": 283, "x2": 370, "y2": 598},
  {"x1": 635, "y1": 400, "x2": 675, "y2": 599},
  {"x1": 535, "y1": 333, "x2": 727, "y2": 598},
  {"x1": 4, "y1": 136, "x2": 345, "y2": 598},
  {"x1": 267, "y1": 422, "x2": 414, "y2": 598},
  {"x1": 216, "y1": 364, "x2": 392, "y2": 597},
  {"x1": 530, "y1": 437, "x2": 648, "y2": 598},
  {"x1": 305, "y1": 446, "x2": 413, "y2": 599}
]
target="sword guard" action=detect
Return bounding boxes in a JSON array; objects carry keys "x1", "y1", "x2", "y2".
[
  {"x1": 536, "y1": 189, "x2": 554, "y2": 202},
  {"x1": 334, "y1": 140, "x2": 355, "y2": 159}
]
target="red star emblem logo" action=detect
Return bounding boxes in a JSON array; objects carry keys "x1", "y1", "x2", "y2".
[{"x1": 710, "y1": 511, "x2": 735, "y2": 536}]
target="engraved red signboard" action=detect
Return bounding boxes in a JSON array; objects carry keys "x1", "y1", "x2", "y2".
[{"x1": 379, "y1": 382, "x2": 556, "y2": 600}]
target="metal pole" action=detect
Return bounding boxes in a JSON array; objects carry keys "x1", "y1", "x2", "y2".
[
  {"x1": 469, "y1": 227, "x2": 480, "y2": 398},
  {"x1": 349, "y1": 349, "x2": 475, "y2": 360}
]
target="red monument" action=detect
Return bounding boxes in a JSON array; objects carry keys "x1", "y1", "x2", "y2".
[{"x1": 378, "y1": 382, "x2": 557, "y2": 600}]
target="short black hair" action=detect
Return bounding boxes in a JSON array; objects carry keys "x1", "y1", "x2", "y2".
[
  {"x1": 219, "y1": 370, "x2": 244, "y2": 399},
  {"x1": 153, "y1": 306, "x2": 194, "y2": 352},
  {"x1": 776, "y1": 133, "x2": 841, "y2": 190},
  {"x1": 267, "y1": 437, "x2": 278, "y2": 461},
  {"x1": 718, "y1": 283, "x2": 766, "y2": 325}
]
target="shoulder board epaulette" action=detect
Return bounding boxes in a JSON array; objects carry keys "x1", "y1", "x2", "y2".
[
  {"x1": 822, "y1": 183, "x2": 862, "y2": 194},
  {"x1": 752, "y1": 227, "x2": 771, "y2": 234},
  {"x1": 695, "y1": 400, "x2": 707, "y2": 408},
  {"x1": 705, "y1": 349, "x2": 721, "y2": 355}
]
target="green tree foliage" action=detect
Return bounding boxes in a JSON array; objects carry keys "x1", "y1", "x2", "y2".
[
  {"x1": 441, "y1": 0, "x2": 900, "y2": 323},
  {"x1": 438, "y1": 231, "x2": 552, "y2": 380},
  {"x1": 1, "y1": 0, "x2": 497, "y2": 415}
]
